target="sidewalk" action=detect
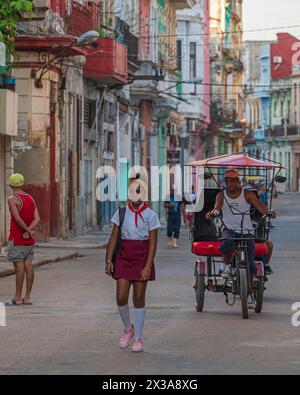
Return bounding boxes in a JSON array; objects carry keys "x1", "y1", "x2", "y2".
[
  {"x1": 0, "y1": 223, "x2": 168, "y2": 278},
  {"x1": 0, "y1": 230, "x2": 110, "y2": 278}
]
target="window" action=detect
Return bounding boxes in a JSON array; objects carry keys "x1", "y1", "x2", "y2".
[
  {"x1": 84, "y1": 100, "x2": 96, "y2": 129},
  {"x1": 190, "y1": 42, "x2": 197, "y2": 93},
  {"x1": 190, "y1": 42, "x2": 196, "y2": 77},
  {"x1": 177, "y1": 40, "x2": 182, "y2": 72},
  {"x1": 107, "y1": 131, "x2": 114, "y2": 153},
  {"x1": 280, "y1": 101, "x2": 284, "y2": 117},
  {"x1": 274, "y1": 101, "x2": 277, "y2": 116}
]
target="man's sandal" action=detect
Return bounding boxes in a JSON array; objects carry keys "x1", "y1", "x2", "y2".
[
  {"x1": 22, "y1": 298, "x2": 33, "y2": 306},
  {"x1": 5, "y1": 298, "x2": 23, "y2": 306}
]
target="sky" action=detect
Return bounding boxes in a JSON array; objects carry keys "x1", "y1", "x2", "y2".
[{"x1": 243, "y1": 0, "x2": 300, "y2": 41}]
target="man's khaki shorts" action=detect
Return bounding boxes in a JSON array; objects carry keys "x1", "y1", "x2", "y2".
[{"x1": 7, "y1": 240, "x2": 35, "y2": 263}]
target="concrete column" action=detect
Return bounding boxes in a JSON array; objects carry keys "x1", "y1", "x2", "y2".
[
  {"x1": 0, "y1": 135, "x2": 6, "y2": 247},
  {"x1": 0, "y1": 135, "x2": 13, "y2": 247}
]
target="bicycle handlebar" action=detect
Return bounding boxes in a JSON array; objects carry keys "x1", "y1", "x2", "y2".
[{"x1": 210, "y1": 210, "x2": 275, "y2": 234}]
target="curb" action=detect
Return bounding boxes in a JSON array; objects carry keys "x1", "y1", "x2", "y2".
[
  {"x1": 35, "y1": 243, "x2": 108, "y2": 250},
  {"x1": 0, "y1": 252, "x2": 81, "y2": 279}
]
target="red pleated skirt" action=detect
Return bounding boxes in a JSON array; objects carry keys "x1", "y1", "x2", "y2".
[{"x1": 113, "y1": 240, "x2": 156, "y2": 282}]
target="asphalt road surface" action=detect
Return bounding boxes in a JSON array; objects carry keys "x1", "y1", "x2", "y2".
[{"x1": 0, "y1": 194, "x2": 300, "y2": 375}]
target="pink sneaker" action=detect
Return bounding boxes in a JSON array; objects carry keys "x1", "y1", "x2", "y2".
[
  {"x1": 132, "y1": 339, "x2": 144, "y2": 352},
  {"x1": 119, "y1": 326, "x2": 134, "y2": 349}
]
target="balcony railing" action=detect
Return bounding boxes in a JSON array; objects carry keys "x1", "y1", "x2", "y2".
[
  {"x1": 116, "y1": 17, "x2": 140, "y2": 67},
  {"x1": 287, "y1": 125, "x2": 300, "y2": 136},
  {"x1": 68, "y1": 1, "x2": 99, "y2": 37},
  {"x1": 18, "y1": 1, "x2": 100, "y2": 45},
  {"x1": 266, "y1": 126, "x2": 285, "y2": 137},
  {"x1": 254, "y1": 128, "x2": 266, "y2": 141},
  {"x1": 172, "y1": 0, "x2": 197, "y2": 9}
]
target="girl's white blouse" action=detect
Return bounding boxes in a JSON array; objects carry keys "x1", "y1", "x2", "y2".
[{"x1": 111, "y1": 207, "x2": 161, "y2": 240}]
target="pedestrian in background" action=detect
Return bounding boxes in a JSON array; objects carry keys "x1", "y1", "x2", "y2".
[
  {"x1": 105, "y1": 177, "x2": 161, "y2": 352},
  {"x1": 183, "y1": 185, "x2": 197, "y2": 229},
  {"x1": 164, "y1": 187, "x2": 185, "y2": 248},
  {"x1": 6, "y1": 174, "x2": 40, "y2": 306}
]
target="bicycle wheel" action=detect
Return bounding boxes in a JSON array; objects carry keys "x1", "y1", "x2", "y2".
[
  {"x1": 239, "y1": 268, "x2": 249, "y2": 319},
  {"x1": 254, "y1": 277, "x2": 264, "y2": 314},
  {"x1": 195, "y1": 274, "x2": 206, "y2": 312}
]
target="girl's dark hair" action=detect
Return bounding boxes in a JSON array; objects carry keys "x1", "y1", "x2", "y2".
[{"x1": 129, "y1": 173, "x2": 141, "y2": 183}]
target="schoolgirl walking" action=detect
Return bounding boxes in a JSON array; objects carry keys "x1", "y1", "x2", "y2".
[{"x1": 105, "y1": 179, "x2": 161, "y2": 352}]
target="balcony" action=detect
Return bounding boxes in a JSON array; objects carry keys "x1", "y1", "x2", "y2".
[
  {"x1": 19, "y1": 1, "x2": 99, "y2": 33},
  {"x1": 68, "y1": 1, "x2": 99, "y2": 37},
  {"x1": 116, "y1": 17, "x2": 140, "y2": 70},
  {"x1": 17, "y1": 1, "x2": 99, "y2": 57},
  {"x1": 222, "y1": 47, "x2": 235, "y2": 61},
  {"x1": 172, "y1": 0, "x2": 197, "y2": 9},
  {"x1": 0, "y1": 89, "x2": 18, "y2": 137},
  {"x1": 84, "y1": 39, "x2": 128, "y2": 86},
  {"x1": 167, "y1": 149, "x2": 180, "y2": 164},
  {"x1": 266, "y1": 126, "x2": 285, "y2": 138},
  {"x1": 254, "y1": 128, "x2": 266, "y2": 141},
  {"x1": 287, "y1": 125, "x2": 300, "y2": 137}
]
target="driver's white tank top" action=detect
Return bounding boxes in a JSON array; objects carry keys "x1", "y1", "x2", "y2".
[{"x1": 222, "y1": 190, "x2": 253, "y2": 231}]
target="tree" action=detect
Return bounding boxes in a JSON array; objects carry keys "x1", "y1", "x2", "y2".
[{"x1": 0, "y1": 0, "x2": 33, "y2": 59}]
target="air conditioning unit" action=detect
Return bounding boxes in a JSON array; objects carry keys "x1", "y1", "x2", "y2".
[
  {"x1": 0, "y1": 89, "x2": 18, "y2": 136},
  {"x1": 273, "y1": 56, "x2": 282, "y2": 64}
]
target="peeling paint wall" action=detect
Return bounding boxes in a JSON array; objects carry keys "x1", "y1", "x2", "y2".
[
  {"x1": 0, "y1": 135, "x2": 14, "y2": 247},
  {"x1": 13, "y1": 53, "x2": 60, "y2": 241}
]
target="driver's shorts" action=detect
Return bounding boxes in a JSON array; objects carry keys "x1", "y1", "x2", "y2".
[
  {"x1": 7, "y1": 240, "x2": 35, "y2": 263},
  {"x1": 219, "y1": 230, "x2": 256, "y2": 274}
]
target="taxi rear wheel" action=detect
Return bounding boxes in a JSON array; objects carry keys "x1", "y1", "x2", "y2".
[
  {"x1": 240, "y1": 268, "x2": 249, "y2": 320},
  {"x1": 195, "y1": 274, "x2": 206, "y2": 312},
  {"x1": 254, "y1": 277, "x2": 264, "y2": 314}
]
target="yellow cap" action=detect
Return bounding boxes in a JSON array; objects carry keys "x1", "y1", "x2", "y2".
[{"x1": 9, "y1": 173, "x2": 25, "y2": 187}]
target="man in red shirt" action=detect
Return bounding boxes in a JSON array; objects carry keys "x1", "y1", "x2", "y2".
[{"x1": 6, "y1": 174, "x2": 40, "y2": 306}]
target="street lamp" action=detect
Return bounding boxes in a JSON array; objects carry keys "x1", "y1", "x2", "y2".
[
  {"x1": 76, "y1": 30, "x2": 100, "y2": 46},
  {"x1": 32, "y1": 30, "x2": 100, "y2": 88}
]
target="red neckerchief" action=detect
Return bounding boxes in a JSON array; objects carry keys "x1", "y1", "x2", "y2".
[{"x1": 128, "y1": 202, "x2": 148, "y2": 227}]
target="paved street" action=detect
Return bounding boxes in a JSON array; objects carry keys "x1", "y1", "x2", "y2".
[{"x1": 0, "y1": 194, "x2": 300, "y2": 375}]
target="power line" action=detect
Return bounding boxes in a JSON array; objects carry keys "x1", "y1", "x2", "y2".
[
  {"x1": 102, "y1": 23, "x2": 300, "y2": 40},
  {"x1": 94, "y1": 3, "x2": 300, "y2": 38},
  {"x1": 102, "y1": 31, "x2": 300, "y2": 49},
  {"x1": 59, "y1": 62, "x2": 298, "y2": 90}
]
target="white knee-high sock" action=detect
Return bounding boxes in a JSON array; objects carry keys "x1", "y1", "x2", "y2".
[
  {"x1": 118, "y1": 305, "x2": 132, "y2": 331},
  {"x1": 134, "y1": 308, "x2": 145, "y2": 340}
]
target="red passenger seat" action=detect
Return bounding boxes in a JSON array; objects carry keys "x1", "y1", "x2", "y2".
[{"x1": 192, "y1": 241, "x2": 268, "y2": 257}]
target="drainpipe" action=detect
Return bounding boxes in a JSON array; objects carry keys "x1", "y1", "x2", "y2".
[{"x1": 80, "y1": 94, "x2": 85, "y2": 233}]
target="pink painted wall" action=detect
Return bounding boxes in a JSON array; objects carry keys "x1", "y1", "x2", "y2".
[
  {"x1": 203, "y1": 0, "x2": 211, "y2": 126},
  {"x1": 139, "y1": 0, "x2": 151, "y2": 61},
  {"x1": 271, "y1": 33, "x2": 299, "y2": 80},
  {"x1": 140, "y1": 100, "x2": 152, "y2": 132},
  {"x1": 140, "y1": 100, "x2": 153, "y2": 172}
]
